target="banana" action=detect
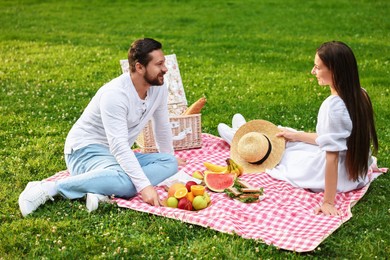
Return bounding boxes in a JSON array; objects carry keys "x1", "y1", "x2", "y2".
[
  {"x1": 222, "y1": 163, "x2": 234, "y2": 174},
  {"x1": 203, "y1": 159, "x2": 244, "y2": 176},
  {"x1": 227, "y1": 158, "x2": 244, "y2": 176},
  {"x1": 203, "y1": 162, "x2": 227, "y2": 172},
  {"x1": 230, "y1": 164, "x2": 241, "y2": 176},
  {"x1": 222, "y1": 158, "x2": 235, "y2": 175},
  {"x1": 203, "y1": 170, "x2": 215, "y2": 175},
  {"x1": 236, "y1": 164, "x2": 244, "y2": 176}
]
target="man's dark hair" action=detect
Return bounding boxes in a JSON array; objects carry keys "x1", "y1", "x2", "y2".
[{"x1": 128, "y1": 38, "x2": 162, "y2": 72}]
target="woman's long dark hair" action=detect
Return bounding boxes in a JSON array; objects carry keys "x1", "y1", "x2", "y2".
[{"x1": 317, "y1": 41, "x2": 378, "y2": 181}]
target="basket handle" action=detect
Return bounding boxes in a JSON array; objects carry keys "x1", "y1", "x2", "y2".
[
  {"x1": 172, "y1": 127, "x2": 192, "y2": 141},
  {"x1": 170, "y1": 121, "x2": 180, "y2": 128}
]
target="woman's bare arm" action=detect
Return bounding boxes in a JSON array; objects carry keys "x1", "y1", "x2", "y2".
[
  {"x1": 314, "y1": 151, "x2": 341, "y2": 216},
  {"x1": 276, "y1": 129, "x2": 318, "y2": 145}
]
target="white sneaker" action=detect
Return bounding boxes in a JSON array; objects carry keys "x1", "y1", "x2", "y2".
[
  {"x1": 19, "y1": 181, "x2": 54, "y2": 217},
  {"x1": 218, "y1": 123, "x2": 235, "y2": 145},
  {"x1": 232, "y1": 113, "x2": 246, "y2": 130},
  {"x1": 86, "y1": 193, "x2": 110, "y2": 212}
]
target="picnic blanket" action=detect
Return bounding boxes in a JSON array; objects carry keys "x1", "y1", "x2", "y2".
[{"x1": 47, "y1": 133, "x2": 387, "y2": 252}]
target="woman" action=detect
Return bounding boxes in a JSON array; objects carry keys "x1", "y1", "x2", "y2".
[{"x1": 218, "y1": 41, "x2": 378, "y2": 216}]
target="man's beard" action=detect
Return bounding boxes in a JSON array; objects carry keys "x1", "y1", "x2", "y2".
[{"x1": 144, "y1": 70, "x2": 165, "y2": 86}]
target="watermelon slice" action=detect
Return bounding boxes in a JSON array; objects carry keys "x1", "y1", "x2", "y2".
[{"x1": 204, "y1": 173, "x2": 235, "y2": 192}]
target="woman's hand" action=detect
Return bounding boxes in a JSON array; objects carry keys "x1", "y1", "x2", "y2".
[
  {"x1": 276, "y1": 129, "x2": 300, "y2": 142},
  {"x1": 276, "y1": 128, "x2": 318, "y2": 145},
  {"x1": 314, "y1": 202, "x2": 342, "y2": 216},
  {"x1": 140, "y1": 185, "x2": 161, "y2": 206}
]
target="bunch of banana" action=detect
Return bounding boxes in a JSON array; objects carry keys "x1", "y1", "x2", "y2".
[
  {"x1": 203, "y1": 158, "x2": 244, "y2": 176},
  {"x1": 227, "y1": 158, "x2": 244, "y2": 177}
]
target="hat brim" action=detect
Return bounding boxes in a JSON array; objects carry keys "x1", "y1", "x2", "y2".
[{"x1": 230, "y1": 120, "x2": 285, "y2": 174}]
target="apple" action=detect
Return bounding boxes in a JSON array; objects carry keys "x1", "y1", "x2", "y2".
[
  {"x1": 177, "y1": 198, "x2": 193, "y2": 211},
  {"x1": 185, "y1": 181, "x2": 198, "y2": 192},
  {"x1": 203, "y1": 191, "x2": 211, "y2": 204},
  {"x1": 192, "y1": 195, "x2": 208, "y2": 210},
  {"x1": 166, "y1": 197, "x2": 178, "y2": 208}
]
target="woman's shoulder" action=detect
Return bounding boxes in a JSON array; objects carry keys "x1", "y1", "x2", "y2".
[
  {"x1": 324, "y1": 95, "x2": 344, "y2": 106},
  {"x1": 324, "y1": 95, "x2": 346, "y2": 113},
  {"x1": 325, "y1": 96, "x2": 352, "y2": 126}
]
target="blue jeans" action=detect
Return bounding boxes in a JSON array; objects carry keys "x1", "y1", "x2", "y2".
[{"x1": 56, "y1": 144, "x2": 178, "y2": 199}]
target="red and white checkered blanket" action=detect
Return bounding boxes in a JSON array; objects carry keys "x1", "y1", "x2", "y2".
[{"x1": 47, "y1": 133, "x2": 387, "y2": 252}]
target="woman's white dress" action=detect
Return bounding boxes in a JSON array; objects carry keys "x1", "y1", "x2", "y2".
[{"x1": 267, "y1": 95, "x2": 371, "y2": 192}]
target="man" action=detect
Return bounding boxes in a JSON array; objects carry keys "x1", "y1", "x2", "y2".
[{"x1": 19, "y1": 38, "x2": 185, "y2": 217}]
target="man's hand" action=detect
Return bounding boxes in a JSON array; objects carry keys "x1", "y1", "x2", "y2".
[
  {"x1": 140, "y1": 185, "x2": 161, "y2": 206},
  {"x1": 314, "y1": 202, "x2": 341, "y2": 216}
]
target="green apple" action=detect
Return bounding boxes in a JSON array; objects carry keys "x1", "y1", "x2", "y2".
[
  {"x1": 192, "y1": 195, "x2": 208, "y2": 210},
  {"x1": 203, "y1": 191, "x2": 211, "y2": 204},
  {"x1": 166, "y1": 197, "x2": 178, "y2": 208}
]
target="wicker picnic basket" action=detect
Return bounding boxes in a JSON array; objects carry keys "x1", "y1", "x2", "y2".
[{"x1": 120, "y1": 54, "x2": 203, "y2": 152}]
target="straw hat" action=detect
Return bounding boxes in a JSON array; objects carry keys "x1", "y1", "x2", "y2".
[{"x1": 230, "y1": 120, "x2": 285, "y2": 173}]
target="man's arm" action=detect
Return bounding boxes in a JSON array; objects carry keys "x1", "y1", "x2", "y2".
[
  {"x1": 152, "y1": 87, "x2": 174, "y2": 154},
  {"x1": 100, "y1": 91, "x2": 151, "y2": 192}
]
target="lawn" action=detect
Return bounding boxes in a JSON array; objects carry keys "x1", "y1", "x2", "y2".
[{"x1": 0, "y1": 0, "x2": 389, "y2": 258}]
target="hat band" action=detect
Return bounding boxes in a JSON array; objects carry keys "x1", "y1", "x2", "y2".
[{"x1": 249, "y1": 135, "x2": 272, "y2": 165}]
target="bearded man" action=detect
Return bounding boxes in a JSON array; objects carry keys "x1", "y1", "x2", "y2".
[{"x1": 19, "y1": 38, "x2": 185, "y2": 217}]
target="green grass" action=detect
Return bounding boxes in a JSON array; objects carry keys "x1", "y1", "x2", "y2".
[{"x1": 1, "y1": 0, "x2": 389, "y2": 258}]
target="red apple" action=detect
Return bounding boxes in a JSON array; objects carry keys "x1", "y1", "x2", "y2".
[
  {"x1": 177, "y1": 198, "x2": 193, "y2": 211},
  {"x1": 185, "y1": 181, "x2": 198, "y2": 192}
]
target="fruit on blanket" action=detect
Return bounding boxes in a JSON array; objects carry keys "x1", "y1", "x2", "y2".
[
  {"x1": 191, "y1": 185, "x2": 205, "y2": 196},
  {"x1": 185, "y1": 181, "x2": 198, "y2": 192},
  {"x1": 204, "y1": 172, "x2": 236, "y2": 192},
  {"x1": 177, "y1": 198, "x2": 193, "y2": 210},
  {"x1": 168, "y1": 183, "x2": 186, "y2": 197},
  {"x1": 192, "y1": 170, "x2": 204, "y2": 180},
  {"x1": 166, "y1": 197, "x2": 179, "y2": 208},
  {"x1": 192, "y1": 195, "x2": 208, "y2": 210},
  {"x1": 174, "y1": 187, "x2": 188, "y2": 199},
  {"x1": 227, "y1": 158, "x2": 244, "y2": 176},
  {"x1": 186, "y1": 191, "x2": 195, "y2": 202},
  {"x1": 165, "y1": 182, "x2": 211, "y2": 211},
  {"x1": 203, "y1": 161, "x2": 227, "y2": 172},
  {"x1": 203, "y1": 191, "x2": 211, "y2": 204},
  {"x1": 203, "y1": 158, "x2": 244, "y2": 177}
]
